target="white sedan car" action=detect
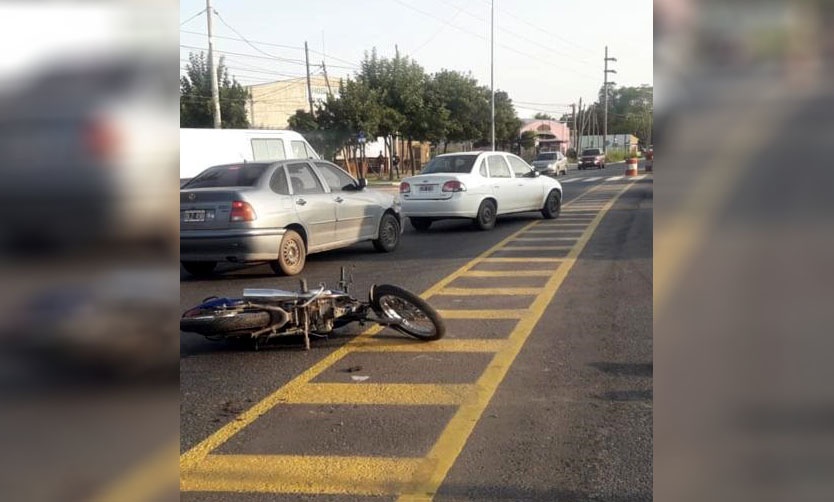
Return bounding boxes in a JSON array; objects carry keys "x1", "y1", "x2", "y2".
[{"x1": 399, "y1": 151, "x2": 562, "y2": 231}]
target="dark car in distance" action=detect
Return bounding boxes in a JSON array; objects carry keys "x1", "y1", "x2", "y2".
[{"x1": 579, "y1": 148, "x2": 606, "y2": 170}]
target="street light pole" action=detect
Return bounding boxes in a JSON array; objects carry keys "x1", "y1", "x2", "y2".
[
  {"x1": 490, "y1": 0, "x2": 495, "y2": 151},
  {"x1": 206, "y1": 0, "x2": 222, "y2": 129}
]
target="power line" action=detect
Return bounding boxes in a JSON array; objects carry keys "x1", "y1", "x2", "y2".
[
  {"x1": 180, "y1": 8, "x2": 207, "y2": 27},
  {"x1": 453, "y1": 1, "x2": 597, "y2": 68},
  {"x1": 180, "y1": 44, "x2": 307, "y2": 66},
  {"x1": 390, "y1": 0, "x2": 597, "y2": 80},
  {"x1": 181, "y1": 29, "x2": 361, "y2": 70},
  {"x1": 213, "y1": 9, "x2": 309, "y2": 66},
  {"x1": 477, "y1": 0, "x2": 598, "y2": 57}
]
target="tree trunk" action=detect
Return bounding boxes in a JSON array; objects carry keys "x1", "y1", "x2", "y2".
[
  {"x1": 407, "y1": 138, "x2": 414, "y2": 176},
  {"x1": 443, "y1": 140, "x2": 448, "y2": 154}
]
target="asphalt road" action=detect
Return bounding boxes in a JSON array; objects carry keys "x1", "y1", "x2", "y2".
[{"x1": 180, "y1": 163, "x2": 652, "y2": 501}]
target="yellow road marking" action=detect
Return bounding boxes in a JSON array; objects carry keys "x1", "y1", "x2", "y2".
[
  {"x1": 353, "y1": 339, "x2": 507, "y2": 352},
  {"x1": 396, "y1": 181, "x2": 635, "y2": 500},
  {"x1": 436, "y1": 309, "x2": 528, "y2": 319},
  {"x1": 433, "y1": 287, "x2": 541, "y2": 296},
  {"x1": 463, "y1": 270, "x2": 552, "y2": 277},
  {"x1": 179, "y1": 180, "x2": 618, "y2": 495},
  {"x1": 513, "y1": 237, "x2": 577, "y2": 241},
  {"x1": 183, "y1": 455, "x2": 422, "y2": 494},
  {"x1": 482, "y1": 257, "x2": 561, "y2": 262},
  {"x1": 180, "y1": 326, "x2": 383, "y2": 471},
  {"x1": 284, "y1": 383, "x2": 473, "y2": 405},
  {"x1": 498, "y1": 245, "x2": 572, "y2": 251}
]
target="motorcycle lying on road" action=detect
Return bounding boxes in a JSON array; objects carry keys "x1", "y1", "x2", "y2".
[{"x1": 180, "y1": 268, "x2": 445, "y2": 350}]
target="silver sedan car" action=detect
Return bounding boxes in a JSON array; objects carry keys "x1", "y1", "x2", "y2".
[
  {"x1": 180, "y1": 160, "x2": 402, "y2": 276},
  {"x1": 531, "y1": 151, "x2": 568, "y2": 176}
]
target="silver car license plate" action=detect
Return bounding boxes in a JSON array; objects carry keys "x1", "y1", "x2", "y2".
[
  {"x1": 419, "y1": 185, "x2": 434, "y2": 192},
  {"x1": 183, "y1": 210, "x2": 206, "y2": 222}
]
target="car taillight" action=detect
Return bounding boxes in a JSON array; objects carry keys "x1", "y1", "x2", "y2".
[
  {"x1": 442, "y1": 180, "x2": 466, "y2": 192},
  {"x1": 399, "y1": 182, "x2": 411, "y2": 194},
  {"x1": 230, "y1": 201, "x2": 257, "y2": 222}
]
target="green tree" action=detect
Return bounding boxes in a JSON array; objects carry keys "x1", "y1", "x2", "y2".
[
  {"x1": 180, "y1": 52, "x2": 250, "y2": 128},
  {"x1": 534, "y1": 112, "x2": 556, "y2": 120},
  {"x1": 432, "y1": 69, "x2": 488, "y2": 151}
]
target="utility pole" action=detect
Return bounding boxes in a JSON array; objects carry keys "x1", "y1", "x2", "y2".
[
  {"x1": 304, "y1": 41, "x2": 314, "y2": 115},
  {"x1": 490, "y1": 0, "x2": 496, "y2": 151},
  {"x1": 603, "y1": 45, "x2": 617, "y2": 154},
  {"x1": 571, "y1": 102, "x2": 576, "y2": 154},
  {"x1": 206, "y1": 0, "x2": 221, "y2": 128},
  {"x1": 577, "y1": 98, "x2": 583, "y2": 153},
  {"x1": 321, "y1": 61, "x2": 332, "y2": 96}
]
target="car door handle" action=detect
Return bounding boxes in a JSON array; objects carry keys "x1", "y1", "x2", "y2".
[
  {"x1": 334, "y1": 197, "x2": 344, "y2": 203},
  {"x1": 493, "y1": 185, "x2": 500, "y2": 189},
  {"x1": 296, "y1": 198, "x2": 307, "y2": 206}
]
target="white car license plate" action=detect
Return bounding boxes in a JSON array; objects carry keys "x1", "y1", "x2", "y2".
[
  {"x1": 419, "y1": 185, "x2": 435, "y2": 192},
  {"x1": 183, "y1": 210, "x2": 206, "y2": 222}
]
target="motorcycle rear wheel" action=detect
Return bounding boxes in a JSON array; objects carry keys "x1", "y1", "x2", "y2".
[
  {"x1": 371, "y1": 284, "x2": 445, "y2": 341},
  {"x1": 180, "y1": 310, "x2": 271, "y2": 336}
]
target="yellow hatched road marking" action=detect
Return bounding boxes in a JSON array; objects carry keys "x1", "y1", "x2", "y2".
[
  {"x1": 183, "y1": 455, "x2": 422, "y2": 495},
  {"x1": 178, "y1": 180, "x2": 622, "y2": 496},
  {"x1": 463, "y1": 270, "x2": 552, "y2": 277},
  {"x1": 396, "y1": 181, "x2": 635, "y2": 500},
  {"x1": 513, "y1": 237, "x2": 577, "y2": 242},
  {"x1": 498, "y1": 245, "x2": 572, "y2": 251},
  {"x1": 482, "y1": 257, "x2": 561, "y2": 262},
  {"x1": 284, "y1": 383, "x2": 473, "y2": 405},
  {"x1": 353, "y1": 339, "x2": 507, "y2": 353},
  {"x1": 436, "y1": 309, "x2": 528, "y2": 319},
  {"x1": 433, "y1": 287, "x2": 541, "y2": 296}
]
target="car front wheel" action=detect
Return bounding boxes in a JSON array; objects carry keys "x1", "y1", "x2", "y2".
[{"x1": 541, "y1": 190, "x2": 561, "y2": 219}]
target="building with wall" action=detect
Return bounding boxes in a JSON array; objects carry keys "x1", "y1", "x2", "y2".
[
  {"x1": 520, "y1": 119, "x2": 572, "y2": 153},
  {"x1": 247, "y1": 75, "x2": 331, "y2": 129}
]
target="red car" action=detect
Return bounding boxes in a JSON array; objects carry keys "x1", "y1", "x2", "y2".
[{"x1": 579, "y1": 148, "x2": 606, "y2": 170}]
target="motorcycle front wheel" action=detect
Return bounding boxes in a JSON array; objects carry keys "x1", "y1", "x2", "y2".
[{"x1": 371, "y1": 284, "x2": 445, "y2": 341}]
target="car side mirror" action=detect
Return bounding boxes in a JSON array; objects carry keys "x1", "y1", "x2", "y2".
[
  {"x1": 526, "y1": 170, "x2": 540, "y2": 178},
  {"x1": 356, "y1": 178, "x2": 368, "y2": 189}
]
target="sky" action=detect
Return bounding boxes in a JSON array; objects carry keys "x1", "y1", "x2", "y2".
[{"x1": 180, "y1": 0, "x2": 653, "y2": 120}]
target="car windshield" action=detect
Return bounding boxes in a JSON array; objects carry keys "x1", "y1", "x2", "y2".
[
  {"x1": 582, "y1": 149, "x2": 602, "y2": 156},
  {"x1": 421, "y1": 155, "x2": 478, "y2": 174},
  {"x1": 182, "y1": 163, "x2": 271, "y2": 188},
  {"x1": 535, "y1": 153, "x2": 557, "y2": 161}
]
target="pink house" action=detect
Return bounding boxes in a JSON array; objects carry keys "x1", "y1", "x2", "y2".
[{"x1": 520, "y1": 119, "x2": 571, "y2": 154}]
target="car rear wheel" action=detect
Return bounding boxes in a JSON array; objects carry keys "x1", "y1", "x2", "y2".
[
  {"x1": 182, "y1": 261, "x2": 217, "y2": 277},
  {"x1": 269, "y1": 230, "x2": 306, "y2": 276},
  {"x1": 373, "y1": 212, "x2": 400, "y2": 252},
  {"x1": 410, "y1": 217, "x2": 433, "y2": 232},
  {"x1": 473, "y1": 199, "x2": 497, "y2": 231}
]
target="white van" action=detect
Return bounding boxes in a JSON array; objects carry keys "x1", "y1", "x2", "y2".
[{"x1": 180, "y1": 128, "x2": 319, "y2": 183}]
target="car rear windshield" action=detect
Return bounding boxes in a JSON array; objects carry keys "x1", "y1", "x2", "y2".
[
  {"x1": 582, "y1": 149, "x2": 602, "y2": 156},
  {"x1": 182, "y1": 163, "x2": 270, "y2": 188},
  {"x1": 421, "y1": 155, "x2": 478, "y2": 174},
  {"x1": 535, "y1": 153, "x2": 557, "y2": 161}
]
